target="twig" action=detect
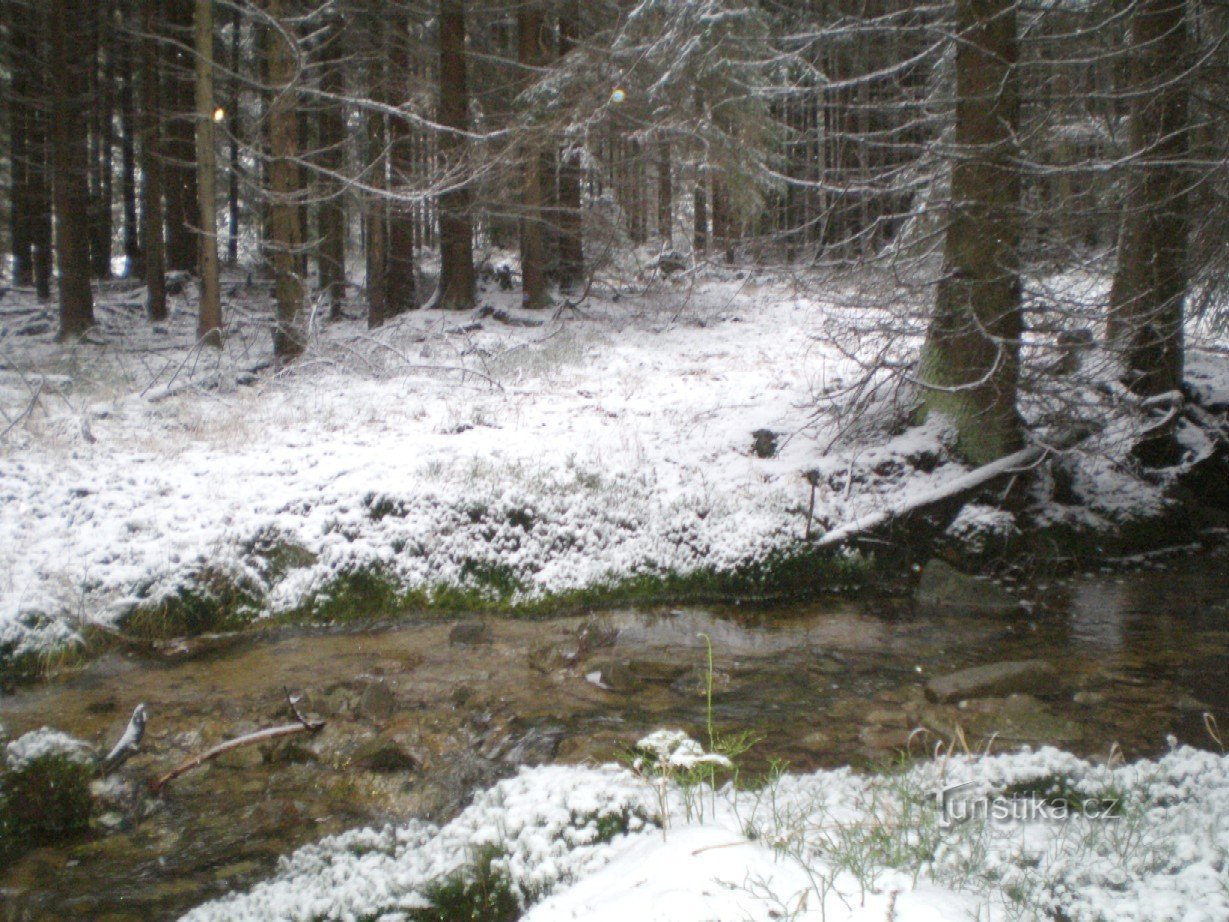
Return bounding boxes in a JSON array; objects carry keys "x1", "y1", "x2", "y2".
[
  {"x1": 0, "y1": 376, "x2": 43, "y2": 440},
  {"x1": 150, "y1": 688, "x2": 323, "y2": 794}
]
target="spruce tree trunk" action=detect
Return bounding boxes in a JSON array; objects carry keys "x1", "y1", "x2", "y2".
[
  {"x1": 8, "y1": 0, "x2": 33, "y2": 286},
  {"x1": 1107, "y1": 0, "x2": 1189, "y2": 398},
  {"x1": 386, "y1": 15, "x2": 418, "y2": 317},
  {"x1": 89, "y1": 0, "x2": 114, "y2": 280},
  {"x1": 195, "y1": 0, "x2": 222, "y2": 345},
  {"x1": 119, "y1": 0, "x2": 142, "y2": 277},
  {"x1": 23, "y1": 6, "x2": 53, "y2": 300},
  {"x1": 141, "y1": 0, "x2": 167, "y2": 321},
  {"x1": 227, "y1": 3, "x2": 242, "y2": 266},
  {"x1": 918, "y1": 0, "x2": 1023, "y2": 465},
  {"x1": 693, "y1": 174, "x2": 708, "y2": 255},
  {"x1": 436, "y1": 0, "x2": 475, "y2": 311},
  {"x1": 657, "y1": 139, "x2": 672, "y2": 247},
  {"x1": 518, "y1": 1, "x2": 549, "y2": 309},
  {"x1": 266, "y1": 0, "x2": 304, "y2": 359},
  {"x1": 317, "y1": 15, "x2": 347, "y2": 318},
  {"x1": 50, "y1": 0, "x2": 96, "y2": 338},
  {"x1": 164, "y1": 0, "x2": 199, "y2": 273},
  {"x1": 555, "y1": 0, "x2": 584, "y2": 290},
  {"x1": 364, "y1": 21, "x2": 388, "y2": 330}
]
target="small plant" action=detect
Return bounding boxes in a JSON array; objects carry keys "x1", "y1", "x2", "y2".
[
  {"x1": 0, "y1": 728, "x2": 96, "y2": 865},
  {"x1": 409, "y1": 844, "x2": 520, "y2": 922}
]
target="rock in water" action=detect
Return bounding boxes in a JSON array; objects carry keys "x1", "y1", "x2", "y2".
[
  {"x1": 915, "y1": 559, "x2": 1023, "y2": 617},
  {"x1": 925, "y1": 660, "x2": 1059, "y2": 704}
]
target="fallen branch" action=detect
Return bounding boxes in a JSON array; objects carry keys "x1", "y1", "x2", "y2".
[
  {"x1": 149, "y1": 688, "x2": 323, "y2": 795},
  {"x1": 814, "y1": 445, "x2": 1047, "y2": 548}
]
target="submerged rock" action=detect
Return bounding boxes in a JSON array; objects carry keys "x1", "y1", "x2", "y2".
[
  {"x1": 449, "y1": 620, "x2": 493, "y2": 646},
  {"x1": 925, "y1": 660, "x2": 1059, "y2": 704},
  {"x1": 915, "y1": 559, "x2": 1023, "y2": 617}
]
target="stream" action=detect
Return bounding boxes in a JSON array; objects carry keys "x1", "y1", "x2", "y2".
[{"x1": 2, "y1": 548, "x2": 1228, "y2": 920}]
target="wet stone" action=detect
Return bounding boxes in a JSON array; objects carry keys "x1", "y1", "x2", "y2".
[
  {"x1": 357, "y1": 679, "x2": 397, "y2": 720},
  {"x1": 449, "y1": 620, "x2": 493, "y2": 646},
  {"x1": 354, "y1": 737, "x2": 419, "y2": 774},
  {"x1": 915, "y1": 559, "x2": 1024, "y2": 617},
  {"x1": 925, "y1": 660, "x2": 1059, "y2": 704}
]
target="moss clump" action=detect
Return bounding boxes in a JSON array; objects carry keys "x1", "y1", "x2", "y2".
[
  {"x1": 1, "y1": 732, "x2": 96, "y2": 865},
  {"x1": 407, "y1": 845, "x2": 521, "y2": 922},
  {"x1": 241, "y1": 528, "x2": 318, "y2": 583},
  {"x1": 292, "y1": 565, "x2": 405, "y2": 624},
  {"x1": 121, "y1": 565, "x2": 260, "y2": 640}
]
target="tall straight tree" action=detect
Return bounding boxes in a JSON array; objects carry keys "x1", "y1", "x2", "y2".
[
  {"x1": 918, "y1": 0, "x2": 1023, "y2": 465},
  {"x1": 141, "y1": 0, "x2": 167, "y2": 321},
  {"x1": 50, "y1": 0, "x2": 96, "y2": 338},
  {"x1": 196, "y1": 0, "x2": 222, "y2": 344},
  {"x1": 386, "y1": 13, "x2": 418, "y2": 318},
  {"x1": 555, "y1": 0, "x2": 584, "y2": 290},
  {"x1": 435, "y1": 0, "x2": 475, "y2": 311},
  {"x1": 266, "y1": 0, "x2": 304, "y2": 358},
  {"x1": 1108, "y1": 0, "x2": 1190, "y2": 398},
  {"x1": 317, "y1": 13, "x2": 348, "y2": 318},
  {"x1": 517, "y1": 0, "x2": 550, "y2": 309},
  {"x1": 164, "y1": 0, "x2": 199, "y2": 273}
]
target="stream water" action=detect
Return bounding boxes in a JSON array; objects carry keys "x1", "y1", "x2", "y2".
[{"x1": 2, "y1": 548, "x2": 1227, "y2": 921}]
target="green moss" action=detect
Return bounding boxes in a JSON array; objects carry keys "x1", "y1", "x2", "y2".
[
  {"x1": 0, "y1": 754, "x2": 94, "y2": 865},
  {"x1": 291, "y1": 565, "x2": 405, "y2": 624}
]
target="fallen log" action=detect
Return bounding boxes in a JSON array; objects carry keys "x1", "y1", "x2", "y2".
[
  {"x1": 814, "y1": 445, "x2": 1047, "y2": 549},
  {"x1": 150, "y1": 688, "x2": 323, "y2": 795}
]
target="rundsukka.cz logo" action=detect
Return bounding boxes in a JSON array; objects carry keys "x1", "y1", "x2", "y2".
[{"x1": 937, "y1": 782, "x2": 1121, "y2": 829}]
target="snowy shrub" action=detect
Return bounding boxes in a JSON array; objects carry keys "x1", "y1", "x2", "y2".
[{"x1": 1, "y1": 728, "x2": 96, "y2": 860}]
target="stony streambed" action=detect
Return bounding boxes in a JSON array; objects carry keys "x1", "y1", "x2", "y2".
[{"x1": 2, "y1": 549, "x2": 1227, "y2": 920}]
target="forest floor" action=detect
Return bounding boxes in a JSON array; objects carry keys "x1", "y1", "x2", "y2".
[{"x1": 2, "y1": 261, "x2": 1228, "y2": 672}]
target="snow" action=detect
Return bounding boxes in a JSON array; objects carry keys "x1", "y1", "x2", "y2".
[
  {"x1": 181, "y1": 733, "x2": 1229, "y2": 922},
  {"x1": 4, "y1": 726, "x2": 95, "y2": 770},
  {"x1": 2, "y1": 268, "x2": 1226, "y2": 661}
]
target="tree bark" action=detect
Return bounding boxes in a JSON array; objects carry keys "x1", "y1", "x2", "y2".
[
  {"x1": 436, "y1": 0, "x2": 475, "y2": 311},
  {"x1": 227, "y1": 3, "x2": 242, "y2": 266},
  {"x1": 50, "y1": 0, "x2": 97, "y2": 338},
  {"x1": 266, "y1": 0, "x2": 304, "y2": 359},
  {"x1": 317, "y1": 15, "x2": 347, "y2": 318},
  {"x1": 386, "y1": 14, "x2": 418, "y2": 317},
  {"x1": 1107, "y1": 0, "x2": 1189, "y2": 398},
  {"x1": 119, "y1": 0, "x2": 142, "y2": 277},
  {"x1": 195, "y1": 0, "x2": 222, "y2": 345},
  {"x1": 657, "y1": 138, "x2": 672, "y2": 247},
  {"x1": 141, "y1": 0, "x2": 167, "y2": 321},
  {"x1": 518, "y1": 1, "x2": 550, "y2": 309},
  {"x1": 163, "y1": 0, "x2": 199, "y2": 273},
  {"x1": 555, "y1": 0, "x2": 584, "y2": 289},
  {"x1": 918, "y1": 0, "x2": 1023, "y2": 465},
  {"x1": 8, "y1": 0, "x2": 34, "y2": 286}
]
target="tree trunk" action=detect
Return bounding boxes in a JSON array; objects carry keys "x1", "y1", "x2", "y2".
[
  {"x1": 386, "y1": 14, "x2": 418, "y2": 317},
  {"x1": 89, "y1": 0, "x2": 114, "y2": 279},
  {"x1": 518, "y1": 1, "x2": 550, "y2": 309},
  {"x1": 8, "y1": 0, "x2": 34, "y2": 286},
  {"x1": 227, "y1": 3, "x2": 242, "y2": 266},
  {"x1": 317, "y1": 15, "x2": 347, "y2": 318},
  {"x1": 555, "y1": 0, "x2": 584, "y2": 289},
  {"x1": 657, "y1": 138, "x2": 672, "y2": 247},
  {"x1": 918, "y1": 0, "x2": 1023, "y2": 465},
  {"x1": 195, "y1": 0, "x2": 222, "y2": 345},
  {"x1": 164, "y1": 0, "x2": 198, "y2": 273},
  {"x1": 50, "y1": 0, "x2": 96, "y2": 338},
  {"x1": 1107, "y1": 0, "x2": 1189, "y2": 398},
  {"x1": 119, "y1": 0, "x2": 142, "y2": 277},
  {"x1": 266, "y1": 0, "x2": 304, "y2": 359},
  {"x1": 364, "y1": 22, "x2": 388, "y2": 329},
  {"x1": 436, "y1": 0, "x2": 475, "y2": 311},
  {"x1": 693, "y1": 173, "x2": 708, "y2": 255},
  {"x1": 141, "y1": 0, "x2": 167, "y2": 321}
]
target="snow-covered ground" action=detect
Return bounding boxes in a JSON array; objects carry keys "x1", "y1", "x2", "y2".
[
  {"x1": 180, "y1": 732, "x2": 1229, "y2": 922},
  {"x1": 1, "y1": 267, "x2": 1223, "y2": 663}
]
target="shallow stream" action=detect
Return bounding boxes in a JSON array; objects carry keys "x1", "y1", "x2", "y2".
[{"x1": 2, "y1": 549, "x2": 1227, "y2": 920}]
